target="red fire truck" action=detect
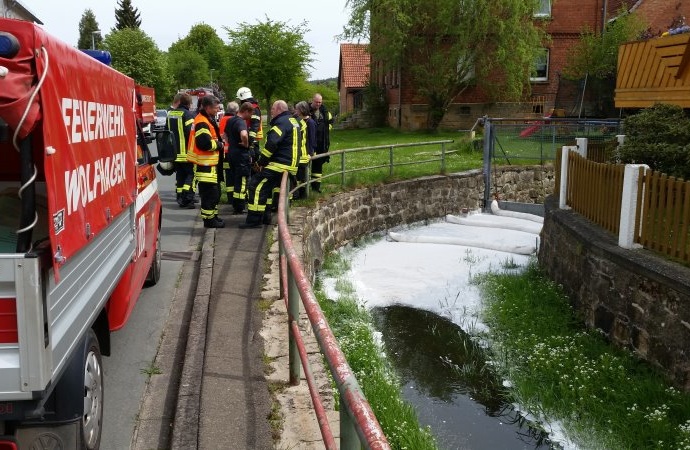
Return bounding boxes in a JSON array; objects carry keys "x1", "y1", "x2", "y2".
[{"x1": 0, "y1": 18, "x2": 162, "y2": 449}]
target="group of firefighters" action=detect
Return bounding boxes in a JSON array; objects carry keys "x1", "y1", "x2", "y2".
[{"x1": 164, "y1": 87, "x2": 333, "y2": 229}]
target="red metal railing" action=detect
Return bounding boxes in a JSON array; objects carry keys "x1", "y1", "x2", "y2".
[{"x1": 276, "y1": 172, "x2": 391, "y2": 450}]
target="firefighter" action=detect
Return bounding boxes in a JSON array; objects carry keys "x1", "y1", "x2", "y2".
[
  {"x1": 293, "y1": 101, "x2": 316, "y2": 199},
  {"x1": 236, "y1": 87, "x2": 263, "y2": 159},
  {"x1": 187, "y1": 95, "x2": 225, "y2": 228},
  {"x1": 167, "y1": 93, "x2": 196, "y2": 208},
  {"x1": 309, "y1": 93, "x2": 334, "y2": 193},
  {"x1": 218, "y1": 102, "x2": 235, "y2": 203},
  {"x1": 239, "y1": 100, "x2": 301, "y2": 229},
  {"x1": 225, "y1": 102, "x2": 254, "y2": 214}
]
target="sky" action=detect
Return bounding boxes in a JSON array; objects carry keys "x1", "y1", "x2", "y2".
[{"x1": 26, "y1": 0, "x2": 354, "y2": 80}]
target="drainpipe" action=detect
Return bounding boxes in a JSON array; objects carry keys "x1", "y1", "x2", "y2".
[{"x1": 602, "y1": 0, "x2": 608, "y2": 34}]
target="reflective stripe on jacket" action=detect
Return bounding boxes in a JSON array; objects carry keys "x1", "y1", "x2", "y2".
[
  {"x1": 167, "y1": 106, "x2": 195, "y2": 162},
  {"x1": 187, "y1": 112, "x2": 220, "y2": 166},
  {"x1": 257, "y1": 111, "x2": 301, "y2": 175}
]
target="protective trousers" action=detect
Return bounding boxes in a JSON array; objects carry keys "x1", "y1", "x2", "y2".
[
  {"x1": 174, "y1": 161, "x2": 195, "y2": 206},
  {"x1": 230, "y1": 149, "x2": 251, "y2": 214},
  {"x1": 245, "y1": 168, "x2": 282, "y2": 226}
]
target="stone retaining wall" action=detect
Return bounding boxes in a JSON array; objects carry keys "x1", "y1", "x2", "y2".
[
  {"x1": 301, "y1": 165, "x2": 555, "y2": 277},
  {"x1": 539, "y1": 195, "x2": 690, "y2": 391}
]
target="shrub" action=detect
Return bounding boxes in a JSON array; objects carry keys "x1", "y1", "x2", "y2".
[{"x1": 619, "y1": 104, "x2": 690, "y2": 180}]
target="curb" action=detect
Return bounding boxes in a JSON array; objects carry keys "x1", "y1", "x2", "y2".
[{"x1": 170, "y1": 228, "x2": 215, "y2": 450}]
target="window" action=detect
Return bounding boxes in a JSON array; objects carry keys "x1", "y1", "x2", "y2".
[
  {"x1": 534, "y1": 0, "x2": 551, "y2": 17},
  {"x1": 530, "y1": 49, "x2": 549, "y2": 82}
]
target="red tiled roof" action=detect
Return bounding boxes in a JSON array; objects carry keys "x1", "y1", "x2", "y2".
[{"x1": 339, "y1": 43, "x2": 370, "y2": 89}]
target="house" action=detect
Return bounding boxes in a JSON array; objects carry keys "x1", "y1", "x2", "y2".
[
  {"x1": 374, "y1": 0, "x2": 690, "y2": 130},
  {"x1": 0, "y1": 0, "x2": 43, "y2": 24},
  {"x1": 338, "y1": 43, "x2": 370, "y2": 116}
]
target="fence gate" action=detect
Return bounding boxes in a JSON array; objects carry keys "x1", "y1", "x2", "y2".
[{"x1": 481, "y1": 117, "x2": 622, "y2": 212}]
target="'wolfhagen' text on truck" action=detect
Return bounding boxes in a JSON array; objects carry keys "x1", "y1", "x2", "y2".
[{"x1": 0, "y1": 18, "x2": 163, "y2": 449}]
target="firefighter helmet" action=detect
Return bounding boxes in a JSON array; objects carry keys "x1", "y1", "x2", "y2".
[{"x1": 236, "y1": 87, "x2": 253, "y2": 101}]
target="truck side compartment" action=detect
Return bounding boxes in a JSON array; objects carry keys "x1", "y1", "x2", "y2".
[{"x1": 0, "y1": 17, "x2": 162, "y2": 449}]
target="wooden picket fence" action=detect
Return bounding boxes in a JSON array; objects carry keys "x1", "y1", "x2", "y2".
[
  {"x1": 565, "y1": 151, "x2": 625, "y2": 235},
  {"x1": 557, "y1": 148, "x2": 690, "y2": 263},
  {"x1": 635, "y1": 170, "x2": 690, "y2": 263}
]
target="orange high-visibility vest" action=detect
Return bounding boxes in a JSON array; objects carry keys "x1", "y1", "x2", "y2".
[{"x1": 186, "y1": 113, "x2": 220, "y2": 166}]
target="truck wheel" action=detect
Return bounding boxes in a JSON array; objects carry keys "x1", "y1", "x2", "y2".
[
  {"x1": 82, "y1": 329, "x2": 103, "y2": 450},
  {"x1": 145, "y1": 231, "x2": 161, "y2": 286}
]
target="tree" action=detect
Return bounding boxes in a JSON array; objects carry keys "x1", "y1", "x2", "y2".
[
  {"x1": 167, "y1": 24, "x2": 229, "y2": 97},
  {"x1": 224, "y1": 17, "x2": 313, "y2": 120},
  {"x1": 114, "y1": 0, "x2": 142, "y2": 31},
  {"x1": 342, "y1": 0, "x2": 545, "y2": 130},
  {"x1": 103, "y1": 28, "x2": 172, "y2": 101},
  {"x1": 167, "y1": 47, "x2": 210, "y2": 90},
  {"x1": 561, "y1": 10, "x2": 647, "y2": 79},
  {"x1": 77, "y1": 9, "x2": 102, "y2": 49}
]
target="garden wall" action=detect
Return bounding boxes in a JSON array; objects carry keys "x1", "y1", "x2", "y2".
[
  {"x1": 539, "y1": 195, "x2": 690, "y2": 391},
  {"x1": 301, "y1": 165, "x2": 555, "y2": 274}
]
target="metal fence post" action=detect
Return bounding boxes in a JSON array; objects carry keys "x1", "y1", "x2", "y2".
[
  {"x1": 288, "y1": 270, "x2": 301, "y2": 386},
  {"x1": 389, "y1": 146, "x2": 394, "y2": 177},
  {"x1": 482, "y1": 119, "x2": 492, "y2": 211},
  {"x1": 339, "y1": 406, "x2": 360, "y2": 450},
  {"x1": 341, "y1": 152, "x2": 346, "y2": 189},
  {"x1": 441, "y1": 142, "x2": 446, "y2": 173}
]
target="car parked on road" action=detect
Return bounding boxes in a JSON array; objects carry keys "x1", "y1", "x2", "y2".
[{"x1": 153, "y1": 109, "x2": 168, "y2": 133}]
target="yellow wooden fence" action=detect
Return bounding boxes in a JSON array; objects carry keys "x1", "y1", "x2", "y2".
[
  {"x1": 636, "y1": 170, "x2": 690, "y2": 263},
  {"x1": 566, "y1": 151, "x2": 625, "y2": 235},
  {"x1": 557, "y1": 148, "x2": 690, "y2": 263}
]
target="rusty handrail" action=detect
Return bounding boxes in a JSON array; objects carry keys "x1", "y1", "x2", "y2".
[{"x1": 276, "y1": 171, "x2": 391, "y2": 450}]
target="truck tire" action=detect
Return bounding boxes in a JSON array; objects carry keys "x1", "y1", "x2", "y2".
[
  {"x1": 145, "y1": 231, "x2": 161, "y2": 286},
  {"x1": 82, "y1": 329, "x2": 104, "y2": 450}
]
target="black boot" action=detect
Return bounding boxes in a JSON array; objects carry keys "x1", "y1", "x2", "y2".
[
  {"x1": 239, "y1": 212, "x2": 262, "y2": 229},
  {"x1": 204, "y1": 217, "x2": 225, "y2": 228}
]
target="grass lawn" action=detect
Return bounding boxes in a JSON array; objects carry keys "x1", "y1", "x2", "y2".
[{"x1": 314, "y1": 127, "x2": 484, "y2": 190}]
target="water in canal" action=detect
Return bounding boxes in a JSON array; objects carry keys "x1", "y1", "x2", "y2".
[{"x1": 323, "y1": 216, "x2": 565, "y2": 449}]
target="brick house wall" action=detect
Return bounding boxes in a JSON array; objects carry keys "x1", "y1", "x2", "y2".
[{"x1": 378, "y1": 0, "x2": 690, "y2": 130}]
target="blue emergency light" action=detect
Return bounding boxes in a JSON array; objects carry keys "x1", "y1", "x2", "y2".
[
  {"x1": 0, "y1": 32, "x2": 20, "y2": 58},
  {"x1": 81, "y1": 49, "x2": 112, "y2": 66}
]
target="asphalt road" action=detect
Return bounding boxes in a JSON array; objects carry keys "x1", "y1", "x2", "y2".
[{"x1": 100, "y1": 144, "x2": 198, "y2": 450}]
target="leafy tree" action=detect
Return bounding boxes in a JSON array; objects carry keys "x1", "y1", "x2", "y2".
[
  {"x1": 562, "y1": 10, "x2": 647, "y2": 79},
  {"x1": 342, "y1": 0, "x2": 545, "y2": 130},
  {"x1": 77, "y1": 9, "x2": 102, "y2": 49},
  {"x1": 114, "y1": 0, "x2": 142, "y2": 31},
  {"x1": 103, "y1": 28, "x2": 171, "y2": 101},
  {"x1": 167, "y1": 47, "x2": 210, "y2": 90},
  {"x1": 167, "y1": 24, "x2": 229, "y2": 96},
  {"x1": 619, "y1": 104, "x2": 690, "y2": 180},
  {"x1": 224, "y1": 17, "x2": 313, "y2": 120},
  {"x1": 290, "y1": 79, "x2": 339, "y2": 115}
]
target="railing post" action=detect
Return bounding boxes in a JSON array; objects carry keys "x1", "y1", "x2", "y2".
[
  {"x1": 559, "y1": 145, "x2": 576, "y2": 210},
  {"x1": 389, "y1": 146, "x2": 394, "y2": 177},
  {"x1": 440, "y1": 142, "x2": 446, "y2": 173},
  {"x1": 306, "y1": 161, "x2": 311, "y2": 196},
  {"x1": 339, "y1": 406, "x2": 360, "y2": 450},
  {"x1": 619, "y1": 164, "x2": 648, "y2": 249},
  {"x1": 482, "y1": 118, "x2": 492, "y2": 211},
  {"x1": 287, "y1": 270, "x2": 301, "y2": 386},
  {"x1": 341, "y1": 152, "x2": 346, "y2": 189}
]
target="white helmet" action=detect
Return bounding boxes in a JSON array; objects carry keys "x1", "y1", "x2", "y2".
[{"x1": 236, "y1": 87, "x2": 253, "y2": 101}]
